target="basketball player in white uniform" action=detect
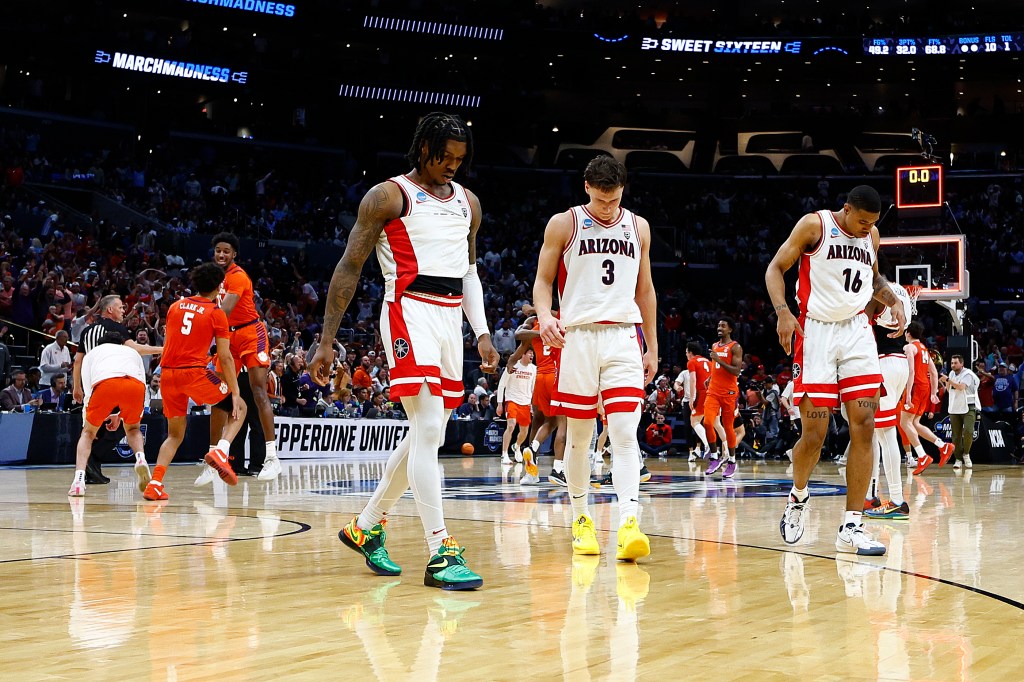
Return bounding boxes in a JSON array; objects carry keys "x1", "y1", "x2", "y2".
[
  {"x1": 496, "y1": 346, "x2": 537, "y2": 467},
  {"x1": 310, "y1": 113, "x2": 498, "y2": 590},
  {"x1": 534, "y1": 156, "x2": 657, "y2": 562},
  {"x1": 766, "y1": 185, "x2": 906, "y2": 556},
  {"x1": 862, "y1": 282, "x2": 913, "y2": 520}
]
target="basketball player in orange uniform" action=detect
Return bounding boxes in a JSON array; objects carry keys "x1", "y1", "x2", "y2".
[
  {"x1": 201, "y1": 232, "x2": 280, "y2": 483},
  {"x1": 685, "y1": 341, "x2": 712, "y2": 461},
  {"x1": 902, "y1": 321, "x2": 954, "y2": 474},
  {"x1": 142, "y1": 263, "x2": 246, "y2": 501},
  {"x1": 703, "y1": 319, "x2": 743, "y2": 478},
  {"x1": 514, "y1": 309, "x2": 567, "y2": 485}
]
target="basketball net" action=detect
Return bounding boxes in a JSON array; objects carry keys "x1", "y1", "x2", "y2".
[{"x1": 903, "y1": 284, "x2": 923, "y2": 316}]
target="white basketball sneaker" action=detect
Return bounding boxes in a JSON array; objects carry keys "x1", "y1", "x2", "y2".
[
  {"x1": 835, "y1": 523, "x2": 886, "y2": 556},
  {"x1": 780, "y1": 493, "x2": 808, "y2": 544},
  {"x1": 257, "y1": 454, "x2": 283, "y2": 481},
  {"x1": 134, "y1": 453, "x2": 151, "y2": 493},
  {"x1": 194, "y1": 463, "x2": 216, "y2": 486},
  {"x1": 512, "y1": 444, "x2": 523, "y2": 463}
]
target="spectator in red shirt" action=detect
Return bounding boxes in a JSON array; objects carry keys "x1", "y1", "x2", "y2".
[
  {"x1": 640, "y1": 412, "x2": 674, "y2": 458},
  {"x1": 352, "y1": 355, "x2": 372, "y2": 390},
  {"x1": 975, "y1": 360, "x2": 996, "y2": 413}
]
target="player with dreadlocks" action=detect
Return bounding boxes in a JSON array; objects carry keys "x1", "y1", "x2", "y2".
[{"x1": 310, "y1": 112, "x2": 498, "y2": 590}]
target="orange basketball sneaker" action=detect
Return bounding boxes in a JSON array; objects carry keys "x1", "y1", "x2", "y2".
[
  {"x1": 143, "y1": 480, "x2": 169, "y2": 501},
  {"x1": 204, "y1": 448, "x2": 238, "y2": 485}
]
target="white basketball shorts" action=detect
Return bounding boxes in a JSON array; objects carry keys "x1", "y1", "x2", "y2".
[
  {"x1": 876, "y1": 353, "x2": 910, "y2": 429},
  {"x1": 551, "y1": 323, "x2": 645, "y2": 419},
  {"x1": 792, "y1": 312, "x2": 882, "y2": 408},
  {"x1": 381, "y1": 293, "x2": 465, "y2": 409}
]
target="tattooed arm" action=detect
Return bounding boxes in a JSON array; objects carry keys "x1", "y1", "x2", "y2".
[
  {"x1": 308, "y1": 183, "x2": 401, "y2": 386},
  {"x1": 870, "y1": 227, "x2": 906, "y2": 336}
]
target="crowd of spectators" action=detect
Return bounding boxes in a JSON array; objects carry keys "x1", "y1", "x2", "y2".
[{"x1": 3, "y1": 120, "x2": 1024, "y2": 458}]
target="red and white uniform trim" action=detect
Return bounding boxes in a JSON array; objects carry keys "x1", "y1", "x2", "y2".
[{"x1": 378, "y1": 174, "x2": 471, "y2": 301}]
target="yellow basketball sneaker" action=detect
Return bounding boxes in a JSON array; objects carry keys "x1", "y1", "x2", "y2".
[
  {"x1": 572, "y1": 514, "x2": 600, "y2": 555},
  {"x1": 616, "y1": 516, "x2": 651, "y2": 561}
]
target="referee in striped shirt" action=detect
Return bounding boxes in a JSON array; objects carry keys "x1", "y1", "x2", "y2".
[{"x1": 72, "y1": 295, "x2": 162, "y2": 483}]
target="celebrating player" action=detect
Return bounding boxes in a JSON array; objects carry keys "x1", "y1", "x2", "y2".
[
  {"x1": 194, "y1": 232, "x2": 281, "y2": 485},
  {"x1": 142, "y1": 263, "x2": 246, "y2": 501},
  {"x1": 902, "y1": 321, "x2": 955, "y2": 474},
  {"x1": 496, "y1": 345, "x2": 537, "y2": 468},
  {"x1": 703, "y1": 319, "x2": 743, "y2": 478}
]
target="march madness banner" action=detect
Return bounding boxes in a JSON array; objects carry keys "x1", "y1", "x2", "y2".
[{"x1": 274, "y1": 417, "x2": 408, "y2": 459}]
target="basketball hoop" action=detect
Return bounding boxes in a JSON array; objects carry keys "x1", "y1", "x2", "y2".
[{"x1": 903, "y1": 284, "x2": 923, "y2": 315}]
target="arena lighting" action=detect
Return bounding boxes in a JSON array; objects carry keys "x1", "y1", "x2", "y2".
[
  {"x1": 95, "y1": 49, "x2": 248, "y2": 84},
  {"x1": 181, "y1": 0, "x2": 296, "y2": 18},
  {"x1": 338, "y1": 84, "x2": 480, "y2": 107},
  {"x1": 363, "y1": 16, "x2": 503, "y2": 40}
]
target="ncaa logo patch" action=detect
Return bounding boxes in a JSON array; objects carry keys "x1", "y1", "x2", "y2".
[
  {"x1": 416, "y1": 191, "x2": 429, "y2": 203},
  {"x1": 394, "y1": 338, "x2": 410, "y2": 359},
  {"x1": 830, "y1": 227, "x2": 840, "y2": 237},
  {"x1": 792, "y1": 363, "x2": 801, "y2": 379},
  {"x1": 583, "y1": 218, "x2": 594, "y2": 228}
]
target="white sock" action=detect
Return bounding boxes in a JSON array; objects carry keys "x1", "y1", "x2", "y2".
[
  {"x1": 566, "y1": 418, "x2": 594, "y2": 518},
  {"x1": 426, "y1": 527, "x2": 448, "y2": 555},
  {"x1": 913, "y1": 444, "x2": 926, "y2": 460},
  {"x1": 554, "y1": 459, "x2": 565, "y2": 474},
  {"x1": 135, "y1": 451, "x2": 146, "y2": 462},
  {"x1": 930, "y1": 436, "x2": 943, "y2": 447},
  {"x1": 791, "y1": 485, "x2": 808, "y2": 502},
  {"x1": 531, "y1": 439, "x2": 540, "y2": 452},
  {"x1": 74, "y1": 469, "x2": 85, "y2": 481},
  {"x1": 876, "y1": 427, "x2": 906, "y2": 505},
  {"x1": 217, "y1": 439, "x2": 230, "y2": 453},
  {"x1": 844, "y1": 510, "x2": 863, "y2": 527},
  {"x1": 266, "y1": 441, "x2": 277, "y2": 460},
  {"x1": 694, "y1": 422, "x2": 709, "y2": 449}
]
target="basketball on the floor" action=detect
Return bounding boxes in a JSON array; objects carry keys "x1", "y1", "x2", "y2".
[{"x1": 461, "y1": 443, "x2": 475, "y2": 455}]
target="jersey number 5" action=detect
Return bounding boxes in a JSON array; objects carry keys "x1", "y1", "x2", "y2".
[
  {"x1": 181, "y1": 311, "x2": 194, "y2": 335},
  {"x1": 602, "y1": 259, "x2": 615, "y2": 285},
  {"x1": 841, "y1": 268, "x2": 864, "y2": 293}
]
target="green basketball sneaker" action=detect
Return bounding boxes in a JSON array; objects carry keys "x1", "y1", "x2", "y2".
[
  {"x1": 339, "y1": 518, "x2": 402, "y2": 576},
  {"x1": 424, "y1": 537, "x2": 483, "y2": 590}
]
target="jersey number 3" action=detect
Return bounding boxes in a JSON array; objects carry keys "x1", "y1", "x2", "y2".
[
  {"x1": 602, "y1": 259, "x2": 615, "y2": 285},
  {"x1": 180, "y1": 311, "x2": 195, "y2": 335}
]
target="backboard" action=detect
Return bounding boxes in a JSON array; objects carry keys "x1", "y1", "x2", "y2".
[{"x1": 878, "y1": 234, "x2": 968, "y2": 301}]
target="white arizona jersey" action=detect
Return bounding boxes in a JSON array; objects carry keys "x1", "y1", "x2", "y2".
[
  {"x1": 498, "y1": 360, "x2": 536, "y2": 405},
  {"x1": 874, "y1": 282, "x2": 912, "y2": 355},
  {"x1": 558, "y1": 205, "x2": 643, "y2": 328},
  {"x1": 377, "y1": 174, "x2": 472, "y2": 301},
  {"x1": 875, "y1": 281, "x2": 912, "y2": 330},
  {"x1": 796, "y1": 210, "x2": 875, "y2": 322}
]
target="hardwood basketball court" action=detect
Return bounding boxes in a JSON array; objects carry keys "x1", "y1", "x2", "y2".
[{"x1": 1, "y1": 457, "x2": 1022, "y2": 680}]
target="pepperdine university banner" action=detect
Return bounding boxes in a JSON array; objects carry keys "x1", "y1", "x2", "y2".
[{"x1": 273, "y1": 417, "x2": 409, "y2": 459}]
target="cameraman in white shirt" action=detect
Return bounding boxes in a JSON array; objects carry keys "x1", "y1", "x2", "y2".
[{"x1": 941, "y1": 353, "x2": 980, "y2": 469}]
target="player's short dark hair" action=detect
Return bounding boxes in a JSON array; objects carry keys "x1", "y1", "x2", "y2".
[
  {"x1": 719, "y1": 317, "x2": 736, "y2": 332},
  {"x1": 847, "y1": 185, "x2": 881, "y2": 214},
  {"x1": 406, "y1": 112, "x2": 473, "y2": 173},
  {"x1": 211, "y1": 232, "x2": 240, "y2": 254},
  {"x1": 99, "y1": 332, "x2": 125, "y2": 346},
  {"x1": 190, "y1": 262, "x2": 226, "y2": 295},
  {"x1": 906, "y1": 321, "x2": 924, "y2": 339},
  {"x1": 951, "y1": 354, "x2": 964, "y2": 363},
  {"x1": 583, "y1": 155, "x2": 627, "y2": 191},
  {"x1": 686, "y1": 341, "x2": 703, "y2": 356}
]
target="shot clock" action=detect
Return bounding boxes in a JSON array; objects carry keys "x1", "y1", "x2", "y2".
[{"x1": 895, "y1": 165, "x2": 943, "y2": 209}]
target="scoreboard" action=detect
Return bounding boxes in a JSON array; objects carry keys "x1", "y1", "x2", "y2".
[
  {"x1": 864, "y1": 33, "x2": 1024, "y2": 56},
  {"x1": 895, "y1": 165, "x2": 943, "y2": 209}
]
